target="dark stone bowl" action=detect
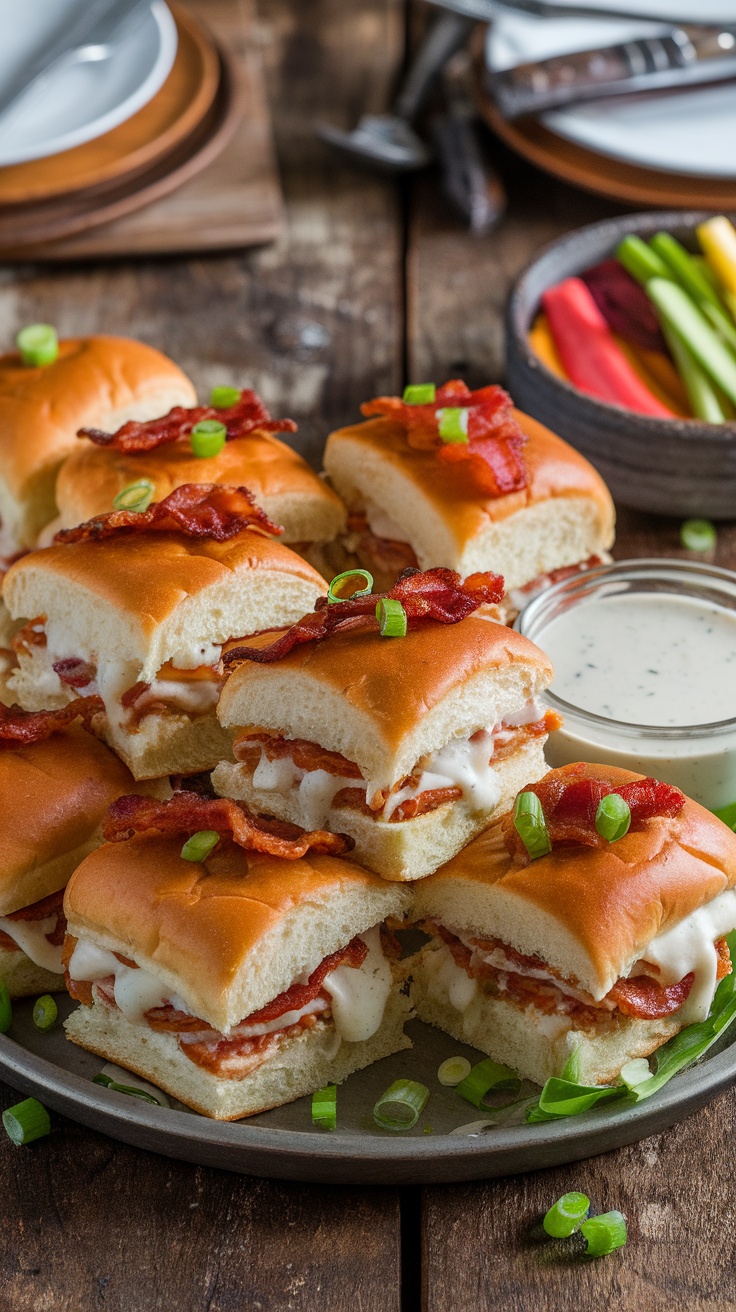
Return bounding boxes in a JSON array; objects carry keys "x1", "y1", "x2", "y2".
[{"x1": 505, "y1": 209, "x2": 736, "y2": 519}]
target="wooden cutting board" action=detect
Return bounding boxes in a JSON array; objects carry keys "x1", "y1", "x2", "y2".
[{"x1": 0, "y1": 0, "x2": 284, "y2": 258}]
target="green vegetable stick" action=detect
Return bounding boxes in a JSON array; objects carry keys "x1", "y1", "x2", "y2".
[
  {"x1": 615, "y1": 235, "x2": 669, "y2": 286},
  {"x1": 647, "y1": 278, "x2": 736, "y2": 406},
  {"x1": 652, "y1": 232, "x2": 736, "y2": 354},
  {"x1": 662, "y1": 324, "x2": 725, "y2": 424}
]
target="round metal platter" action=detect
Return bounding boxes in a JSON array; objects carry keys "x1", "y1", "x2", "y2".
[{"x1": 1, "y1": 994, "x2": 735, "y2": 1184}]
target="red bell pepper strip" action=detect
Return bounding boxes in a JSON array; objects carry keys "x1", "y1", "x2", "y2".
[{"x1": 542, "y1": 277, "x2": 674, "y2": 417}]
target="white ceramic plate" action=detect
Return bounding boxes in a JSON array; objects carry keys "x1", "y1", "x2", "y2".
[
  {"x1": 486, "y1": 11, "x2": 736, "y2": 177},
  {"x1": 0, "y1": 0, "x2": 178, "y2": 167},
  {"x1": 501, "y1": 0, "x2": 736, "y2": 20}
]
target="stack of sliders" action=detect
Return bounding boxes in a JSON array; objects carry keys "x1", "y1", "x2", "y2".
[
  {"x1": 62, "y1": 792, "x2": 412, "y2": 1120},
  {"x1": 2, "y1": 484, "x2": 328, "y2": 779},
  {"x1": 0, "y1": 699, "x2": 156, "y2": 999},
  {"x1": 214, "y1": 568, "x2": 556, "y2": 881},
  {"x1": 410, "y1": 763, "x2": 736, "y2": 1086},
  {"x1": 323, "y1": 379, "x2": 615, "y2": 615}
]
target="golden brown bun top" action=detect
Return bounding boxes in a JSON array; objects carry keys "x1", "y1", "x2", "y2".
[
  {"x1": 64, "y1": 835, "x2": 395, "y2": 1003},
  {"x1": 220, "y1": 615, "x2": 553, "y2": 750},
  {"x1": 55, "y1": 431, "x2": 345, "y2": 542},
  {"x1": 4, "y1": 529, "x2": 326, "y2": 630},
  {"x1": 420, "y1": 764, "x2": 736, "y2": 991},
  {"x1": 0, "y1": 337, "x2": 195, "y2": 498},
  {"x1": 326, "y1": 409, "x2": 614, "y2": 535},
  {"x1": 0, "y1": 725, "x2": 135, "y2": 915}
]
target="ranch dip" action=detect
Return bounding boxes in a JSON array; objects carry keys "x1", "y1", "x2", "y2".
[{"x1": 517, "y1": 560, "x2": 736, "y2": 810}]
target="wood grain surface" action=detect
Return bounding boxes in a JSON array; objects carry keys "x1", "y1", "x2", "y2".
[{"x1": 1, "y1": 0, "x2": 735, "y2": 1309}]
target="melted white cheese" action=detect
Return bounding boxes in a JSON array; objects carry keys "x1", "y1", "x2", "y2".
[
  {"x1": 0, "y1": 915, "x2": 63, "y2": 973},
  {"x1": 383, "y1": 732, "x2": 500, "y2": 821},
  {"x1": 69, "y1": 941, "x2": 190, "y2": 1024},
  {"x1": 425, "y1": 943, "x2": 478, "y2": 1012},
  {"x1": 323, "y1": 926, "x2": 392, "y2": 1041},
  {"x1": 129, "y1": 677, "x2": 221, "y2": 718},
  {"x1": 633, "y1": 889, "x2": 736, "y2": 1023},
  {"x1": 363, "y1": 499, "x2": 413, "y2": 545}
]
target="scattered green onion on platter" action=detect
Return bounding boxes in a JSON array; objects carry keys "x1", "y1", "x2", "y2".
[
  {"x1": 455, "y1": 1058, "x2": 520, "y2": 1109},
  {"x1": 327, "y1": 568, "x2": 373, "y2": 603},
  {"x1": 32, "y1": 995, "x2": 58, "y2": 1032},
  {"x1": 542, "y1": 1191, "x2": 591, "y2": 1238},
  {"x1": 311, "y1": 1084, "x2": 337, "y2": 1130},
  {"x1": 373, "y1": 1079, "x2": 429, "y2": 1130},
  {"x1": 180, "y1": 830, "x2": 220, "y2": 863},
  {"x1": 190, "y1": 419, "x2": 227, "y2": 459},
  {"x1": 16, "y1": 323, "x2": 59, "y2": 367},
  {"x1": 210, "y1": 385, "x2": 241, "y2": 409},
  {"x1": 92, "y1": 1074, "x2": 164, "y2": 1105},
  {"x1": 680, "y1": 518, "x2": 717, "y2": 554},
  {"x1": 113, "y1": 479, "x2": 155, "y2": 513},
  {"x1": 376, "y1": 597, "x2": 407, "y2": 638},
  {"x1": 2, "y1": 1097, "x2": 50, "y2": 1146},
  {"x1": 0, "y1": 984, "x2": 11, "y2": 1034},
  {"x1": 437, "y1": 1056, "x2": 472, "y2": 1087},
  {"x1": 594, "y1": 793, "x2": 631, "y2": 843},
  {"x1": 513, "y1": 791, "x2": 552, "y2": 860}
]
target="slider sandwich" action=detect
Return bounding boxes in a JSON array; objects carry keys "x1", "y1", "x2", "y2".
[
  {"x1": 49, "y1": 387, "x2": 346, "y2": 575},
  {"x1": 410, "y1": 763, "x2": 736, "y2": 1086},
  {"x1": 0, "y1": 699, "x2": 142, "y2": 998},
  {"x1": 3, "y1": 485, "x2": 327, "y2": 780},
  {"x1": 323, "y1": 380, "x2": 615, "y2": 611},
  {"x1": 214, "y1": 568, "x2": 555, "y2": 881},
  {"x1": 0, "y1": 331, "x2": 195, "y2": 561},
  {"x1": 63, "y1": 792, "x2": 413, "y2": 1120}
]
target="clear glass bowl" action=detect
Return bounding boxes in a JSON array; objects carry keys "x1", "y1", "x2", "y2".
[{"x1": 515, "y1": 558, "x2": 736, "y2": 811}]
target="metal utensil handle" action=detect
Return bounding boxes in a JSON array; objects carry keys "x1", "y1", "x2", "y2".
[
  {"x1": 425, "y1": 0, "x2": 728, "y2": 29},
  {"x1": 394, "y1": 11, "x2": 477, "y2": 121}
]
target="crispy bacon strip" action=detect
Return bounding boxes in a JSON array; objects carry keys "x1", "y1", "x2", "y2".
[
  {"x1": 103, "y1": 790, "x2": 354, "y2": 857},
  {"x1": 79, "y1": 388, "x2": 297, "y2": 453},
  {"x1": 54, "y1": 483, "x2": 282, "y2": 546},
  {"x1": 504, "y1": 763, "x2": 686, "y2": 862},
  {"x1": 0, "y1": 696, "x2": 104, "y2": 746},
  {"x1": 223, "y1": 566, "x2": 504, "y2": 666},
  {"x1": 362, "y1": 380, "x2": 528, "y2": 497}
]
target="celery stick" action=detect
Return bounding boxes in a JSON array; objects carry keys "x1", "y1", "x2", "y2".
[
  {"x1": 616, "y1": 235, "x2": 669, "y2": 286},
  {"x1": 652, "y1": 232, "x2": 736, "y2": 354},
  {"x1": 663, "y1": 324, "x2": 725, "y2": 423},
  {"x1": 647, "y1": 278, "x2": 736, "y2": 406}
]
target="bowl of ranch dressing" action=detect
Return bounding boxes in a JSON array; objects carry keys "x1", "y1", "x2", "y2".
[{"x1": 516, "y1": 559, "x2": 736, "y2": 811}]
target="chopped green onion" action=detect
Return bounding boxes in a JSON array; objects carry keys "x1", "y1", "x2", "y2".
[
  {"x1": 92, "y1": 1074, "x2": 163, "y2": 1105},
  {"x1": 542, "y1": 1191, "x2": 591, "y2": 1238},
  {"x1": 560, "y1": 1046, "x2": 582, "y2": 1083},
  {"x1": 681, "y1": 518, "x2": 717, "y2": 553},
  {"x1": 311, "y1": 1083, "x2": 337, "y2": 1130},
  {"x1": 437, "y1": 1056, "x2": 472, "y2": 1087},
  {"x1": 580, "y1": 1210, "x2": 627, "y2": 1258},
  {"x1": 210, "y1": 385, "x2": 241, "y2": 409},
  {"x1": 0, "y1": 985, "x2": 11, "y2": 1034},
  {"x1": 2, "y1": 1097, "x2": 50, "y2": 1145},
  {"x1": 619, "y1": 1058, "x2": 651, "y2": 1090},
  {"x1": 455, "y1": 1058, "x2": 520, "y2": 1109},
  {"x1": 191, "y1": 419, "x2": 227, "y2": 459},
  {"x1": 327, "y1": 568, "x2": 374, "y2": 604},
  {"x1": 180, "y1": 830, "x2": 220, "y2": 863},
  {"x1": 32, "y1": 995, "x2": 58, "y2": 1032},
  {"x1": 436, "y1": 406, "x2": 469, "y2": 444},
  {"x1": 113, "y1": 479, "x2": 155, "y2": 513},
  {"x1": 16, "y1": 323, "x2": 59, "y2": 367},
  {"x1": 513, "y1": 791, "x2": 552, "y2": 861},
  {"x1": 595, "y1": 793, "x2": 631, "y2": 843},
  {"x1": 376, "y1": 597, "x2": 407, "y2": 638},
  {"x1": 373, "y1": 1078, "x2": 429, "y2": 1130},
  {"x1": 403, "y1": 383, "x2": 436, "y2": 405}
]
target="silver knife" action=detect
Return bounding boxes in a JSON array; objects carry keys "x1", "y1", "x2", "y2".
[
  {"x1": 490, "y1": 25, "x2": 736, "y2": 119},
  {"x1": 0, "y1": 0, "x2": 151, "y2": 123}
]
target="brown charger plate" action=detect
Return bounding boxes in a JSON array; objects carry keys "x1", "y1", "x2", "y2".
[
  {"x1": 478, "y1": 83, "x2": 736, "y2": 211},
  {"x1": 0, "y1": 48, "x2": 242, "y2": 251},
  {"x1": 0, "y1": 4, "x2": 220, "y2": 208}
]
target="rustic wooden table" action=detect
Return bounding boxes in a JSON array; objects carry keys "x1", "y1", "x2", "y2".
[{"x1": 2, "y1": 1, "x2": 736, "y2": 1308}]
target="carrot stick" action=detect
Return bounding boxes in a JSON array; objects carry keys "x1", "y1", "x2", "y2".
[{"x1": 528, "y1": 313, "x2": 567, "y2": 379}]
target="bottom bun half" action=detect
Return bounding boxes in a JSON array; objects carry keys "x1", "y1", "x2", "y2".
[
  {"x1": 0, "y1": 945, "x2": 65, "y2": 1000},
  {"x1": 64, "y1": 987, "x2": 412, "y2": 1121}
]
